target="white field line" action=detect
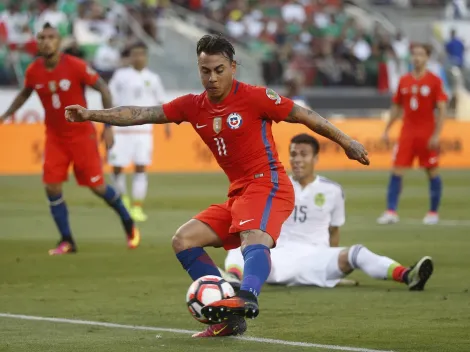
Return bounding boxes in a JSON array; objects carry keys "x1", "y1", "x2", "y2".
[{"x1": 0, "y1": 313, "x2": 395, "y2": 352}]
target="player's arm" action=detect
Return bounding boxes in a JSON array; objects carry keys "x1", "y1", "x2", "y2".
[
  {"x1": 91, "y1": 77, "x2": 113, "y2": 110},
  {"x1": 382, "y1": 103, "x2": 402, "y2": 143},
  {"x1": 329, "y1": 186, "x2": 345, "y2": 247},
  {"x1": 329, "y1": 226, "x2": 340, "y2": 247},
  {"x1": 429, "y1": 81, "x2": 448, "y2": 150},
  {"x1": 66, "y1": 94, "x2": 192, "y2": 126},
  {"x1": 66, "y1": 105, "x2": 169, "y2": 125},
  {"x1": 0, "y1": 87, "x2": 34, "y2": 122},
  {"x1": 285, "y1": 104, "x2": 370, "y2": 165}
]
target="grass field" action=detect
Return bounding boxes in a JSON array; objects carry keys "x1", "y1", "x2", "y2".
[{"x1": 0, "y1": 171, "x2": 469, "y2": 352}]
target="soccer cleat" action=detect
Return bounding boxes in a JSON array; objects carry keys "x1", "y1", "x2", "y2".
[
  {"x1": 130, "y1": 205, "x2": 148, "y2": 222},
  {"x1": 192, "y1": 316, "x2": 247, "y2": 338},
  {"x1": 407, "y1": 256, "x2": 434, "y2": 291},
  {"x1": 127, "y1": 226, "x2": 141, "y2": 249},
  {"x1": 48, "y1": 241, "x2": 77, "y2": 256},
  {"x1": 217, "y1": 267, "x2": 241, "y2": 293},
  {"x1": 423, "y1": 212, "x2": 439, "y2": 225},
  {"x1": 377, "y1": 211, "x2": 399, "y2": 225},
  {"x1": 201, "y1": 294, "x2": 259, "y2": 323}
]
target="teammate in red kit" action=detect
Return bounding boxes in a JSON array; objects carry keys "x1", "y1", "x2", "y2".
[
  {"x1": 65, "y1": 34, "x2": 369, "y2": 337},
  {"x1": 377, "y1": 43, "x2": 447, "y2": 226},
  {"x1": 0, "y1": 23, "x2": 140, "y2": 254}
]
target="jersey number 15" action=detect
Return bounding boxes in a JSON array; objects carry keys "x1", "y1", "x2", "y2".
[{"x1": 293, "y1": 205, "x2": 307, "y2": 223}]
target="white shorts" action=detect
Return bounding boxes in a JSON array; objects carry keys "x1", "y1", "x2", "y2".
[
  {"x1": 225, "y1": 244, "x2": 346, "y2": 288},
  {"x1": 108, "y1": 133, "x2": 153, "y2": 167}
]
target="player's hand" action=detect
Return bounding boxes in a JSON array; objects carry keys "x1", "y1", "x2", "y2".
[
  {"x1": 380, "y1": 131, "x2": 390, "y2": 145},
  {"x1": 102, "y1": 127, "x2": 114, "y2": 149},
  {"x1": 428, "y1": 135, "x2": 440, "y2": 150},
  {"x1": 344, "y1": 140, "x2": 370, "y2": 165},
  {"x1": 0, "y1": 114, "x2": 8, "y2": 124},
  {"x1": 65, "y1": 105, "x2": 90, "y2": 122}
]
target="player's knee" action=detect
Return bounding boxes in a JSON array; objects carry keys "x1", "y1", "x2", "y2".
[
  {"x1": 426, "y1": 167, "x2": 439, "y2": 178},
  {"x1": 135, "y1": 165, "x2": 146, "y2": 173},
  {"x1": 172, "y1": 223, "x2": 198, "y2": 253},
  {"x1": 338, "y1": 248, "x2": 353, "y2": 274},
  {"x1": 113, "y1": 166, "x2": 123, "y2": 175},
  {"x1": 239, "y1": 230, "x2": 274, "y2": 252},
  {"x1": 45, "y1": 183, "x2": 63, "y2": 197},
  {"x1": 89, "y1": 184, "x2": 106, "y2": 196},
  {"x1": 391, "y1": 168, "x2": 405, "y2": 177}
]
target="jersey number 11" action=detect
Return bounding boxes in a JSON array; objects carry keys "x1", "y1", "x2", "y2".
[{"x1": 214, "y1": 137, "x2": 228, "y2": 156}]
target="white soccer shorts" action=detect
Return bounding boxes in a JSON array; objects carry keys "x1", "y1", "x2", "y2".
[
  {"x1": 225, "y1": 244, "x2": 346, "y2": 288},
  {"x1": 108, "y1": 133, "x2": 153, "y2": 167}
]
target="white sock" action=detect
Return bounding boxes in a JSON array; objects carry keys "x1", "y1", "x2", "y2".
[
  {"x1": 348, "y1": 244, "x2": 396, "y2": 280},
  {"x1": 112, "y1": 173, "x2": 127, "y2": 196},
  {"x1": 132, "y1": 172, "x2": 148, "y2": 204}
]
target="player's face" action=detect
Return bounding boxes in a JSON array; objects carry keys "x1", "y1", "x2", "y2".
[
  {"x1": 290, "y1": 143, "x2": 318, "y2": 180},
  {"x1": 198, "y1": 52, "x2": 236, "y2": 101},
  {"x1": 411, "y1": 46, "x2": 428, "y2": 71},
  {"x1": 130, "y1": 47, "x2": 148, "y2": 69},
  {"x1": 37, "y1": 28, "x2": 60, "y2": 58}
]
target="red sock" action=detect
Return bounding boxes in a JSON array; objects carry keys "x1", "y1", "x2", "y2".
[{"x1": 392, "y1": 266, "x2": 408, "y2": 283}]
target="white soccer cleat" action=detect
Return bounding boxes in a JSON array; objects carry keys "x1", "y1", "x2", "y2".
[
  {"x1": 423, "y1": 212, "x2": 439, "y2": 225},
  {"x1": 377, "y1": 211, "x2": 399, "y2": 225}
]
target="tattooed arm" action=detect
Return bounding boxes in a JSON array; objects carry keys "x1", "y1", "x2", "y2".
[
  {"x1": 285, "y1": 104, "x2": 370, "y2": 165},
  {"x1": 65, "y1": 105, "x2": 169, "y2": 126}
]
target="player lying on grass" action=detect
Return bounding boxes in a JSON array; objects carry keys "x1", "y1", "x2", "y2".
[
  {"x1": 0, "y1": 23, "x2": 141, "y2": 255},
  {"x1": 221, "y1": 134, "x2": 434, "y2": 291},
  {"x1": 65, "y1": 33, "x2": 369, "y2": 338},
  {"x1": 377, "y1": 43, "x2": 447, "y2": 225}
]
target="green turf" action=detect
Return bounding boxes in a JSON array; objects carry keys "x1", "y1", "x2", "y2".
[{"x1": 0, "y1": 171, "x2": 469, "y2": 352}]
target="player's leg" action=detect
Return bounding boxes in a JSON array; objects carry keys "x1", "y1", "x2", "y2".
[
  {"x1": 419, "y1": 145, "x2": 442, "y2": 225},
  {"x1": 131, "y1": 165, "x2": 148, "y2": 222},
  {"x1": 342, "y1": 245, "x2": 433, "y2": 290},
  {"x1": 112, "y1": 166, "x2": 130, "y2": 210},
  {"x1": 43, "y1": 136, "x2": 76, "y2": 255},
  {"x1": 108, "y1": 133, "x2": 132, "y2": 210},
  {"x1": 174, "y1": 207, "x2": 247, "y2": 338},
  {"x1": 378, "y1": 138, "x2": 414, "y2": 224},
  {"x1": 224, "y1": 248, "x2": 244, "y2": 281},
  {"x1": 202, "y1": 182, "x2": 294, "y2": 321},
  {"x1": 72, "y1": 135, "x2": 140, "y2": 249},
  {"x1": 130, "y1": 133, "x2": 153, "y2": 222}
]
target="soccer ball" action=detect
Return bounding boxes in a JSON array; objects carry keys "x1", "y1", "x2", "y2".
[{"x1": 186, "y1": 275, "x2": 235, "y2": 324}]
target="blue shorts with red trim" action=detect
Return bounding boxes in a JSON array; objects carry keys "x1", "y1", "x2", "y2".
[{"x1": 194, "y1": 179, "x2": 294, "y2": 250}]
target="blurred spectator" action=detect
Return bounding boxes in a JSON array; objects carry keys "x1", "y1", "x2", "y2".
[
  {"x1": 35, "y1": 0, "x2": 68, "y2": 36},
  {"x1": 1, "y1": 3, "x2": 32, "y2": 45},
  {"x1": 93, "y1": 36, "x2": 121, "y2": 82},
  {"x1": 0, "y1": 42, "x2": 12, "y2": 85},
  {"x1": 445, "y1": 29, "x2": 465, "y2": 69},
  {"x1": 391, "y1": 31, "x2": 409, "y2": 76}
]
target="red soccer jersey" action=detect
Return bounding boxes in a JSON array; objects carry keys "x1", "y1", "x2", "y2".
[
  {"x1": 24, "y1": 54, "x2": 99, "y2": 138},
  {"x1": 393, "y1": 71, "x2": 447, "y2": 137},
  {"x1": 163, "y1": 81, "x2": 294, "y2": 195}
]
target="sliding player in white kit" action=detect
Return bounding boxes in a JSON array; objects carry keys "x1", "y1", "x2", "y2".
[
  {"x1": 223, "y1": 134, "x2": 434, "y2": 290},
  {"x1": 108, "y1": 42, "x2": 170, "y2": 221}
]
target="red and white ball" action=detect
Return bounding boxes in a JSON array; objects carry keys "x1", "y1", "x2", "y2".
[{"x1": 186, "y1": 275, "x2": 235, "y2": 324}]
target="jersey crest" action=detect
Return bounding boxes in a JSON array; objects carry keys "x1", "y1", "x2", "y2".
[
  {"x1": 213, "y1": 117, "x2": 222, "y2": 134},
  {"x1": 59, "y1": 79, "x2": 71, "y2": 91},
  {"x1": 266, "y1": 88, "x2": 281, "y2": 105},
  {"x1": 420, "y1": 85, "x2": 430, "y2": 96},
  {"x1": 227, "y1": 113, "x2": 243, "y2": 129},
  {"x1": 314, "y1": 193, "x2": 325, "y2": 207},
  {"x1": 48, "y1": 81, "x2": 57, "y2": 93}
]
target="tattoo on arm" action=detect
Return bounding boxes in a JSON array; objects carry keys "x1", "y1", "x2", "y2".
[
  {"x1": 87, "y1": 105, "x2": 169, "y2": 126},
  {"x1": 285, "y1": 104, "x2": 350, "y2": 148},
  {"x1": 3, "y1": 87, "x2": 33, "y2": 117},
  {"x1": 92, "y1": 78, "x2": 113, "y2": 109}
]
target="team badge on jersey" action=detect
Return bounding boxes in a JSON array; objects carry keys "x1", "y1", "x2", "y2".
[
  {"x1": 266, "y1": 88, "x2": 281, "y2": 105},
  {"x1": 420, "y1": 85, "x2": 430, "y2": 96},
  {"x1": 314, "y1": 193, "x2": 325, "y2": 207},
  {"x1": 411, "y1": 85, "x2": 418, "y2": 94},
  {"x1": 59, "y1": 79, "x2": 71, "y2": 91},
  {"x1": 213, "y1": 117, "x2": 222, "y2": 134},
  {"x1": 227, "y1": 113, "x2": 243, "y2": 129}
]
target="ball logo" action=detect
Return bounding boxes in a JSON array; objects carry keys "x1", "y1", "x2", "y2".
[{"x1": 227, "y1": 113, "x2": 243, "y2": 129}]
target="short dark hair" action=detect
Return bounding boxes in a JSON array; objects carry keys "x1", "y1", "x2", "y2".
[
  {"x1": 290, "y1": 134, "x2": 320, "y2": 155},
  {"x1": 129, "y1": 42, "x2": 148, "y2": 52},
  {"x1": 196, "y1": 34, "x2": 235, "y2": 62},
  {"x1": 43, "y1": 22, "x2": 54, "y2": 30},
  {"x1": 411, "y1": 42, "x2": 432, "y2": 56}
]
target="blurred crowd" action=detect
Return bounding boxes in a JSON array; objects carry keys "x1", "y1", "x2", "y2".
[{"x1": 0, "y1": 0, "x2": 168, "y2": 86}]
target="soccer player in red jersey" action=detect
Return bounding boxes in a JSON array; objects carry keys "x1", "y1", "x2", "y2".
[
  {"x1": 0, "y1": 24, "x2": 140, "y2": 254},
  {"x1": 65, "y1": 34, "x2": 369, "y2": 337},
  {"x1": 377, "y1": 43, "x2": 447, "y2": 226}
]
